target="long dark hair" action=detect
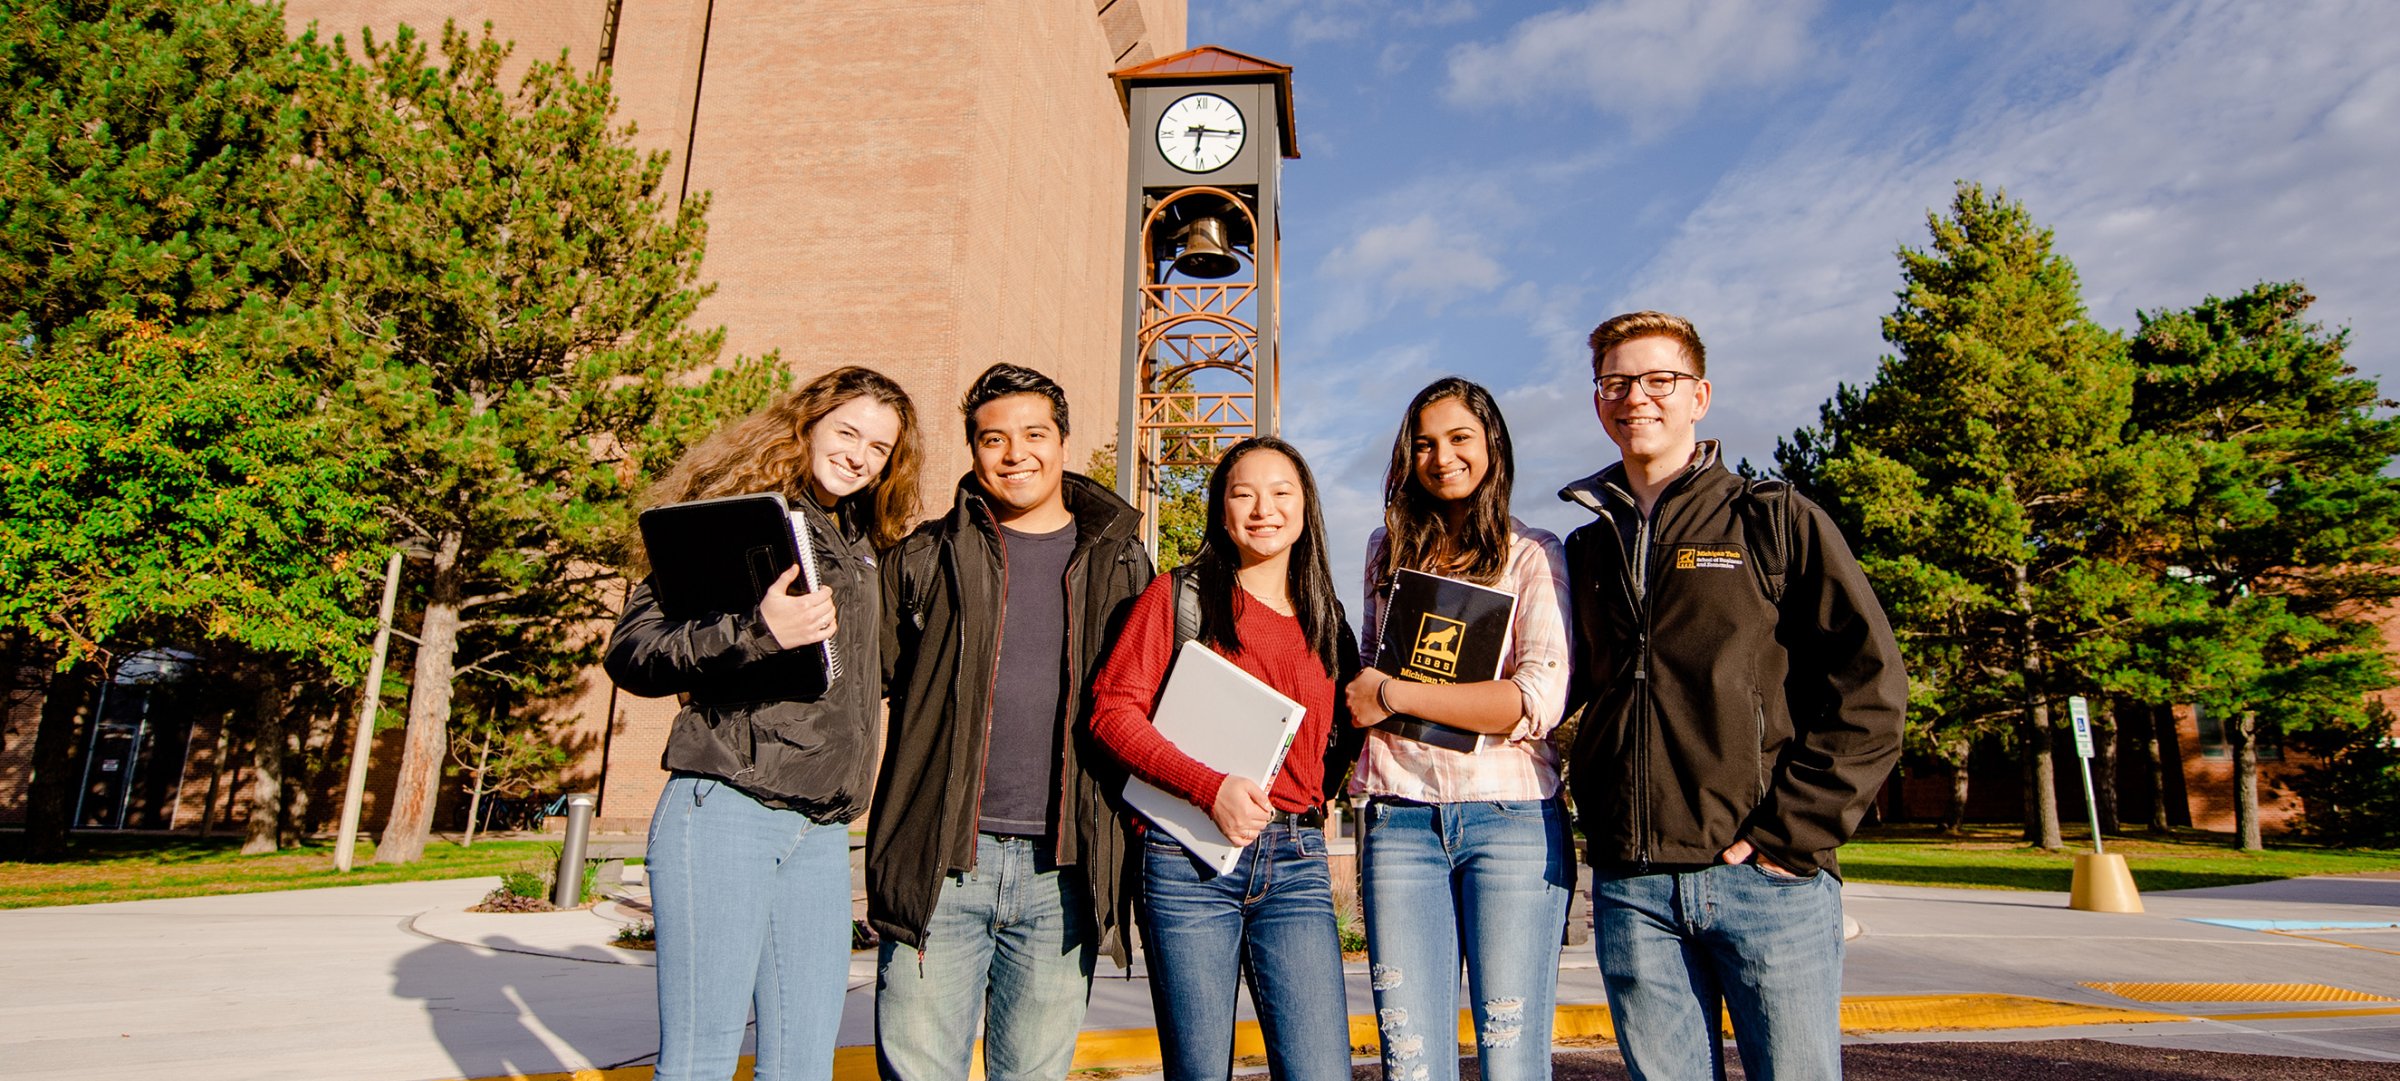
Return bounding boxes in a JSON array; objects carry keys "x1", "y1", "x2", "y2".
[
  {"x1": 1190, "y1": 437, "x2": 1343, "y2": 676},
  {"x1": 1378, "y1": 376, "x2": 1515, "y2": 588}
]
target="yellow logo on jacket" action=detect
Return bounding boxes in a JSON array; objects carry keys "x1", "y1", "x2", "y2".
[
  {"x1": 1675, "y1": 547, "x2": 1745, "y2": 571},
  {"x1": 1410, "y1": 614, "x2": 1466, "y2": 678}
]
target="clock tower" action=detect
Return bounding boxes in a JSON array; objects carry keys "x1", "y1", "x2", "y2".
[{"x1": 1109, "y1": 47, "x2": 1299, "y2": 550}]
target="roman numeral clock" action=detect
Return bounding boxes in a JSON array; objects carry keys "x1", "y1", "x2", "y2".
[{"x1": 1108, "y1": 47, "x2": 1299, "y2": 551}]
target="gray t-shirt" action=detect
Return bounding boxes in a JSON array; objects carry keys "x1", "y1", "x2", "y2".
[{"x1": 978, "y1": 520, "x2": 1077, "y2": 837}]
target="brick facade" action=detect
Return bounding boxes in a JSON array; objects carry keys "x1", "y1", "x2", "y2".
[{"x1": 277, "y1": 0, "x2": 1183, "y2": 833}]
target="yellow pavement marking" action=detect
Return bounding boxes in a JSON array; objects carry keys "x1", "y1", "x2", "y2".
[
  {"x1": 2264, "y1": 929, "x2": 2400, "y2": 958},
  {"x1": 2205, "y1": 1005, "x2": 2400, "y2": 1022},
  {"x1": 1837, "y1": 993, "x2": 2183, "y2": 1032},
  {"x1": 2085, "y1": 981, "x2": 2395, "y2": 1003},
  {"x1": 451, "y1": 994, "x2": 2192, "y2": 1081}
]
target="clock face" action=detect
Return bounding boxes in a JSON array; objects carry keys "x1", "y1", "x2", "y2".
[{"x1": 1155, "y1": 92, "x2": 1246, "y2": 174}]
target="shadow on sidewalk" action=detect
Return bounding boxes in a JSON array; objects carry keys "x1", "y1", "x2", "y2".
[{"x1": 393, "y1": 935, "x2": 659, "y2": 1080}]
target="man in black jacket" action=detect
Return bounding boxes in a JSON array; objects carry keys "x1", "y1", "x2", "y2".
[
  {"x1": 1560, "y1": 311, "x2": 1906, "y2": 1081},
  {"x1": 870, "y1": 363, "x2": 1152, "y2": 1081}
]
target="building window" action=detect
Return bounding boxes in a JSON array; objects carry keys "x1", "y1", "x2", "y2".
[{"x1": 2192, "y1": 704, "x2": 2281, "y2": 762}]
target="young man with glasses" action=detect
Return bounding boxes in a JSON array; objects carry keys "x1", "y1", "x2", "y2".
[{"x1": 1558, "y1": 311, "x2": 1907, "y2": 1080}]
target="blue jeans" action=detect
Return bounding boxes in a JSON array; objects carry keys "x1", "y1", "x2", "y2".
[
  {"x1": 647, "y1": 774, "x2": 855, "y2": 1081},
  {"x1": 1361, "y1": 798, "x2": 1573, "y2": 1081},
  {"x1": 1139, "y1": 823, "x2": 1352, "y2": 1081},
  {"x1": 1592, "y1": 862, "x2": 1844, "y2": 1081},
  {"x1": 874, "y1": 833, "x2": 1096, "y2": 1081}
]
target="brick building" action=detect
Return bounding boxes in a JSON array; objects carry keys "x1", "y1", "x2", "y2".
[{"x1": 0, "y1": 0, "x2": 1185, "y2": 836}]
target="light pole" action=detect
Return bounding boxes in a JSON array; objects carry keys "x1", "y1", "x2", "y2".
[{"x1": 334, "y1": 551, "x2": 406, "y2": 872}]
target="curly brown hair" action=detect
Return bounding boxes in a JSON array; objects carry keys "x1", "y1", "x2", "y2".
[{"x1": 646, "y1": 366, "x2": 923, "y2": 548}]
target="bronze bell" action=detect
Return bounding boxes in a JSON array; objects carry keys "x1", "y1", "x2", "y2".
[{"x1": 1172, "y1": 217, "x2": 1240, "y2": 279}]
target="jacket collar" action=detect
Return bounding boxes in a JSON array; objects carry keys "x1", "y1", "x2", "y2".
[
  {"x1": 946, "y1": 470, "x2": 1142, "y2": 549},
  {"x1": 1557, "y1": 440, "x2": 1723, "y2": 516}
]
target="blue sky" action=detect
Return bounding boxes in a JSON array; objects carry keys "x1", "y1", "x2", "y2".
[{"x1": 1187, "y1": 0, "x2": 2400, "y2": 609}]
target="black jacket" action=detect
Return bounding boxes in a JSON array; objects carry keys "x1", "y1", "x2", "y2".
[
  {"x1": 1559, "y1": 444, "x2": 1906, "y2": 877},
  {"x1": 868, "y1": 472, "x2": 1153, "y2": 962},
  {"x1": 603, "y1": 496, "x2": 883, "y2": 822}
]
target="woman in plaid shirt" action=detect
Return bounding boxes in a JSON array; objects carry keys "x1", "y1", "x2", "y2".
[{"x1": 1343, "y1": 376, "x2": 1575, "y2": 1081}]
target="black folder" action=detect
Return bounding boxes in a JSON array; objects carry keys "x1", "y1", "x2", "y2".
[
  {"x1": 1372, "y1": 569, "x2": 1519, "y2": 753},
  {"x1": 636, "y1": 492, "x2": 836, "y2": 687}
]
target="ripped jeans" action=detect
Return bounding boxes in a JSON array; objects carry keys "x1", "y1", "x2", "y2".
[{"x1": 1360, "y1": 797, "x2": 1573, "y2": 1081}]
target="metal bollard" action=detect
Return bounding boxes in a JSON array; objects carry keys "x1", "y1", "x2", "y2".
[{"x1": 551, "y1": 793, "x2": 597, "y2": 909}]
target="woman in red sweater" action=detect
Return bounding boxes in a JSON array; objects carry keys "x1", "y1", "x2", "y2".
[{"x1": 1089, "y1": 436, "x2": 1362, "y2": 1081}]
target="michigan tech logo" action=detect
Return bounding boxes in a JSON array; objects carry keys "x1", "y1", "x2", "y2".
[{"x1": 1409, "y1": 614, "x2": 1466, "y2": 677}]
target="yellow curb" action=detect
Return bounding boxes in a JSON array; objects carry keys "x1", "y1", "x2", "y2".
[{"x1": 449, "y1": 993, "x2": 2192, "y2": 1081}]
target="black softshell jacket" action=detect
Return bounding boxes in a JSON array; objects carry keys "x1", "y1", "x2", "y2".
[
  {"x1": 868, "y1": 472, "x2": 1153, "y2": 963},
  {"x1": 603, "y1": 496, "x2": 883, "y2": 823},
  {"x1": 1559, "y1": 445, "x2": 1906, "y2": 877}
]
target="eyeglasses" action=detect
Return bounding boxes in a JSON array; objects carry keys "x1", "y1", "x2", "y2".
[{"x1": 1594, "y1": 370, "x2": 1700, "y2": 401}]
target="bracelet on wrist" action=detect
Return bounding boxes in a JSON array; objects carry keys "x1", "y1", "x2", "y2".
[{"x1": 1375, "y1": 678, "x2": 1396, "y2": 715}]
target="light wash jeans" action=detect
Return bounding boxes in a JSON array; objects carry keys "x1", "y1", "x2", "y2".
[
  {"x1": 1592, "y1": 861, "x2": 1845, "y2": 1081},
  {"x1": 1138, "y1": 823, "x2": 1353, "y2": 1081},
  {"x1": 1361, "y1": 797, "x2": 1574, "y2": 1081},
  {"x1": 874, "y1": 833, "x2": 1096, "y2": 1081},
  {"x1": 646, "y1": 774, "x2": 855, "y2": 1081}
]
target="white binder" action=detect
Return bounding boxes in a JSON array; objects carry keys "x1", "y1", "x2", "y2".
[{"x1": 1121, "y1": 641, "x2": 1308, "y2": 875}]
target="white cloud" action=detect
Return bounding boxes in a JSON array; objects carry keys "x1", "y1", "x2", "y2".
[
  {"x1": 1305, "y1": 210, "x2": 1510, "y2": 344},
  {"x1": 1444, "y1": 0, "x2": 1822, "y2": 132}
]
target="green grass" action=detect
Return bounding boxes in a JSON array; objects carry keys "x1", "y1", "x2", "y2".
[
  {"x1": 0, "y1": 833, "x2": 567, "y2": 909},
  {"x1": 1841, "y1": 823, "x2": 2400, "y2": 892}
]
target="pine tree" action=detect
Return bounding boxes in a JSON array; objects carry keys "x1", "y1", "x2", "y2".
[
  {"x1": 287, "y1": 24, "x2": 777, "y2": 862},
  {"x1": 2126, "y1": 282, "x2": 2400, "y2": 850},
  {"x1": 0, "y1": 0, "x2": 378, "y2": 857},
  {"x1": 1781, "y1": 182, "x2": 2182, "y2": 849}
]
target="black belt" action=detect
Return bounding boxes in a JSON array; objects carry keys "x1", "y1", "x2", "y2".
[
  {"x1": 1267, "y1": 807, "x2": 1326, "y2": 828},
  {"x1": 1380, "y1": 713, "x2": 1487, "y2": 753}
]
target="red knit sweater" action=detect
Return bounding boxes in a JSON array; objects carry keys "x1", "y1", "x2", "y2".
[{"x1": 1088, "y1": 571, "x2": 1337, "y2": 813}]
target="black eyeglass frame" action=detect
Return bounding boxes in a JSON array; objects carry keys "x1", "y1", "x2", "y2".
[{"x1": 1593, "y1": 370, "x2": 1701, "y2": 401}]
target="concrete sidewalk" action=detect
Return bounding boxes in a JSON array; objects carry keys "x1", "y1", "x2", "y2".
[{"x1": 0, "y1": 871, "x2": 2394, "y2": 1081}]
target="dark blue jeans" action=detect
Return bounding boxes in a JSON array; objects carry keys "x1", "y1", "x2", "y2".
[
  {"x1": 1593, "y1": 862, "x2": 1845, "y2": 1081},
  {"x1": 1138, "y1": 823, "x2": 1353, "y2": 1081}
]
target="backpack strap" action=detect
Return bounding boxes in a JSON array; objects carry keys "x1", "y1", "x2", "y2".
[
  {"x1": 898, "y1": 534, "x2": 942, "y2": 633},
  {"x1": 1170, "y1": 563, "x2": 1202, "y2": 648},
  {"x1": 1738, "y1": 479, "x2": 1796, "y2": 604}
]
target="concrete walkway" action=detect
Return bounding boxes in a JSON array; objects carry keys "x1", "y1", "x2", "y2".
[{"x1": 0, "y1": 871, "x2": 2394, "y2": 1081}]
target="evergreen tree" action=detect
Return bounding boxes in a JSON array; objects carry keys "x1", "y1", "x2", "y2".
[
  {"x1": 1781, "y1": 182, "x2": 2182, "y2": 849},
  {"x1": 287, "y1": 24, "x2": 776, "y2": 862},
  {"x1": 0, "y1": 0, "x2": 378, "y2": 856},
  {"x1": 2126, "y1": 282, "x2": 2400, "y2": 849}
]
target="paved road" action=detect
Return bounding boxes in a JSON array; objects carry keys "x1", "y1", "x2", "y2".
[{"x1": 0, "y1": 871, "x2": 2393, "y2": 1080}]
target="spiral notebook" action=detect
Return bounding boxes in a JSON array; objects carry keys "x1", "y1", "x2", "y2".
[
  {"x1": 635, "y1": 491, "x2": 838, "y2": 679},
  {"x1": 1122, "y1": 641, "x2": 1308, "y2": 875}
]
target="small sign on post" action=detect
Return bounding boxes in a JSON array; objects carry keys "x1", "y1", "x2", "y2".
[{"x1": 2064, "y1": 694, "x2": 2143, "y2": 912}]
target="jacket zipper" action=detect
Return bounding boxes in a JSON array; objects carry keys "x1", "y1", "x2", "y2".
[
  {"x1": 1608, "y1": 467, "x2": 1701, "y2": 872},
  {"x1": 1052, "y1": 542, "x2": 1085, "y2": 863},
  {"x1": 1632, "y1": 508, "x2": 1654, "y2": 871},
  {"x1": 963, "y1": 505, "x2": 1007, "y2": 872}
]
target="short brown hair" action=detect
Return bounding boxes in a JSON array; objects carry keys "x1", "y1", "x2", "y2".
[{"x1": 1588, "y1": 310, "x2": 1706, "y2": 379}]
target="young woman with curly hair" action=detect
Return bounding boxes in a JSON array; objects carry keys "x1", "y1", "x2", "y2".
[{"x1": 605, "y1": 365, "x2": 921, "y2": 1081}]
